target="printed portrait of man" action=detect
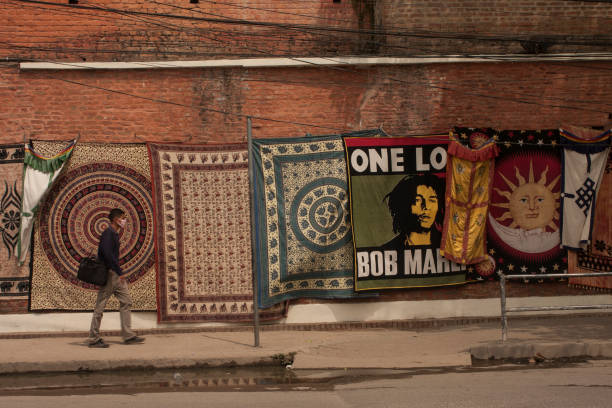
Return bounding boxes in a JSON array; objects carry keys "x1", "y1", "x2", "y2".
[{"x1": 382, "y1": 174, "x2": 444, "y2": 250}]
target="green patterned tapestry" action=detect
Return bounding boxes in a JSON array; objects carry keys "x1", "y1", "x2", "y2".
[{"x1": 252, "y1": 131, "x2": 381, "y2": 308}]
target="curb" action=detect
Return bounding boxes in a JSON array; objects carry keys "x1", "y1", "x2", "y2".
[
  {"x1": 470, "y1": 341, "x2": 612, "y2": 361},
  {"x1": 0, "y1": 354, "x2": 294, "y2": 375}
]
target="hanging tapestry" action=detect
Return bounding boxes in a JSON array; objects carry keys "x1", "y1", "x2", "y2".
[
  {"x1": 0, "y1": 143, "x2": 29, "y2": 314},
  {"x1": 149, "y1": 142, "x2": 287, "y2": 322},
  {"x1": 440, "y1": 138, "x2": 499, "y2": 265},
  {"x1": 453, "y1": 128, "x2": 567, "y2": 279},
  {"x1": 18, "y1": 140, "x2": 76, "y2": 264},
  {"x1": 252, "y1": 132, "x2": 377, "y2": 307},
  {"x1": 569, "y1": 146, "x2": 612, "y2": 291},
  {"x1": 345, "y1": 135, "x2": 468, "y2": 291},
  {"x1": 559, "y1": 126, "x2": 611, "y2": 250},
  {"x1": 30, "y1": 142, "x2": 156, "y2": 311}
]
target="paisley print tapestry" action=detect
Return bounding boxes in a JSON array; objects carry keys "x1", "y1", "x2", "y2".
[
  {"x1": 30, "y1": 142, "x2": 156, "y2": 311},
  {"x1": 149, "y1": 142, "x2": 286, "y2": 322}
]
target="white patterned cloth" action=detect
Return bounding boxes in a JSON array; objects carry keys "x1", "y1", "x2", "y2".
[
  {"x1": 560, "y1": 128, "x2": 610, "y2": 250},
  {"x1": 18, "y1": 140, "x2": 75, "y2": 264}
]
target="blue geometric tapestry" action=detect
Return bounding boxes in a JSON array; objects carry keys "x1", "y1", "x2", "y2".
[{"x1": 252, "y1": 131, "x2": 381, "y2": 308}]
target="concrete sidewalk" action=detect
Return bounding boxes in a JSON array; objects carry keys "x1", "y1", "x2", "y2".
[{"x1": 0, "y1": 314, "x2": 610, "y2": 374}]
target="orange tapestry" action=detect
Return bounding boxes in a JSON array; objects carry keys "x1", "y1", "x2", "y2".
[{"x1": 440, "y1": 138, "x2": 499, "y2": 265}]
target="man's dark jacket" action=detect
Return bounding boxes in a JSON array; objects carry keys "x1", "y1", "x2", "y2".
[{"x1": 98, "y1": 226, "x2": 123, "y2": 276}]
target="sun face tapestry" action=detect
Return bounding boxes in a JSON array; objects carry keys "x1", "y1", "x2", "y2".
[
  {"x1": 30, "y1": 142, "x2": 156, "y2": 311},
  {"x1": 149, "y1": 143, "x2": 286, "y2": 322},
  {"x1": 252, "y1": 132, "x2": 377, "y2": 308},
  {"x1": 453, "y1": 128, "x2": 567, "y2": 279},
  {"x1": 345, "y1": 135, "x2": 467, "y2": 291},
  {"x1": 569, "y1": 150, "x2": 612, "y2": 290},
  {"x1": 0, "y1": 143, "x2": 29, "y2": 313}
]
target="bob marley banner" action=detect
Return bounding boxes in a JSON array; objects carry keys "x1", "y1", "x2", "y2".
[{"x1": 344, "y1": 136, "x2": 467, "y2": 291}]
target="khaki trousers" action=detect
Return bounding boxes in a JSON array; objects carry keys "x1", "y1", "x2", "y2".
[{"x1": 88, "y1": 270, "x2": 136, "y2": 343}]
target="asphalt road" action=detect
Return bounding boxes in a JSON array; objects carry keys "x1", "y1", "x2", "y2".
[{"x1": 1, "y1": 361, "x2": 611, "y2": 407}]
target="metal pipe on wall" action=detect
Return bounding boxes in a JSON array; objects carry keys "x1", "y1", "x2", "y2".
[{"x1": 247, "y1": 116, "x2": 260, "y2": 347}]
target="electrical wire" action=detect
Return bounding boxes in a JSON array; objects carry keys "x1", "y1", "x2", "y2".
[
  {"x1": 5, "y1": 0, "x2": 612, "y2": 68},
  {"x1": 162, "y1": 0, "x2": 612, "y2": 28},
  {"x1": 10, "y1": 0, "x2": 612, "y2": 46},
  {"x1": 15, "y1": 48, "x2": 611, "y2": 124},
  {"x1": 5, "y1": 0, "x2": 612, "y2": 64},
  {"x1": 3, "y1": 1, "x2": 612, "y2": 135},
  {"x1": 70, "y1": 1, "x2": 611, "y2": 113},
  {"x1": 53, "y1": 0, "x2": 361, "y2": 71},
  {"x1": 3, "y1": 0, "x2": 610, "y2": 49},
  {"x1": 29, "y1": 72, "x2": 351, "y2": 132}
]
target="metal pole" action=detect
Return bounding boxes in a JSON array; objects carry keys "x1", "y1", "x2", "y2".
[
  {"x1": 247, "y1": 116, "x2": 260, "y2": 347},
  {"x1": 498, "y1": 270, "x2": 507, "y2": 342},
  {"x1": 504, "y1": 272, "x2": 612, "y2": 280}
]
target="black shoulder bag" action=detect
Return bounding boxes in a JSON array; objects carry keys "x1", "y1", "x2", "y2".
[{"x1": 77, "y1": 256, "x2": 108, "y2": 286}]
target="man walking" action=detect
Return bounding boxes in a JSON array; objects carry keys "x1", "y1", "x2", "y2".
[{"x1": 88, "y1": 208, "x2": 145, "y2": 348}]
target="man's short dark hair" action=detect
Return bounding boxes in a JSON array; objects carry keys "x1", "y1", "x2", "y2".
[
  {"x1": 384, "y1": 174, "x2": 444, "y2": 235},
  {"x1": 109, "y1": 208, "x2": 125, "y2": 222}
]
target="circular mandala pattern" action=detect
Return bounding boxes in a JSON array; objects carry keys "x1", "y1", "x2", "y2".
[
  {"x1": 289, "y1": 177, "x2": 351, "y2": 253},
  {"x1": 469, "y1": 132, "x2": 491, "y2": 149},
  {"x1": 39, "y1": 163, "x2": 154, "y2": 289},
  {"x1": 474, "y1": 255, "x2": 496, "y2": 278}
]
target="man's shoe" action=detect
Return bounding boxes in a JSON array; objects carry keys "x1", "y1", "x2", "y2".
[
  {"x1": 124, "y1": 336, "x2": 145, "y2": 345},
  {"x1": 88, "y1": 339, "x2": 109, "y2": 348}
]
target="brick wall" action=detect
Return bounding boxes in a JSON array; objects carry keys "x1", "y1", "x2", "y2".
[
  {"x1": 0, "y1": 299, "x2": 28, "y2": 314},
  {"x1": 0, "y1": 0, "x2": 358, "y2": 61},
  {"x1": 2, "y1": 1, "x2": 611, "y2": 62},
  {"x1": 1, "y1": 60, "x2": 610, "y2": 143},
  {"x1": 381, "y1": 0, "x2": 612, "y2": 54}
]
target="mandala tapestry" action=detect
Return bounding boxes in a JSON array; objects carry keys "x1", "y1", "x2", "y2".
[
  {"x1": 453, "y1": 128, "x2": 567, "y2": 280},
  {"x1": 30, "y1": 142, "x2": 156, "y2": 311},
  {"x1": 149, "y1": 143, "x2": 287, "y2": 322},
  {"x1": 569, "y1": 151, "x2": 612, "y2": 291},
  {"x1": 0, "y1": 143, "x2": 29, "y2": 313},
  {"x1": 252, "y1": 132, "x2": 380, "y2": 308}
]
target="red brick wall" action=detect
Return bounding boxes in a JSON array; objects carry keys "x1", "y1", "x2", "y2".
[
  {"x1": 2, "y1": 1, "x2": 611, "y2": 61},
  {"x1": 1, "y1": 60, "x2": 610, "y2": 143},
  {"x1": 0, "y1": 0, "x2": 358, "y2": 61},
  {"x1": 381, "y1": 0, "x2": 612, "y2": 54},
  {"x1": 0, "y1": 299, "x2": 28, "y2": 314}
]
